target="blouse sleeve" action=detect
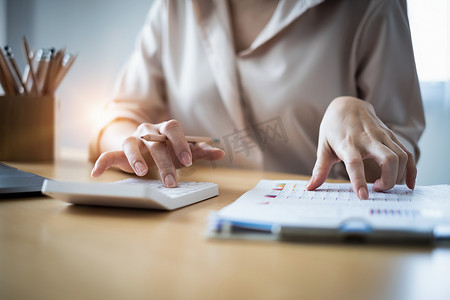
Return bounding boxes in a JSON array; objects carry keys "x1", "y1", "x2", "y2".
[
  {"x1": 89, "y1": 0, "x2": 168, "y2": 161},
  {"x1": 352, "y1": 0, "x2": 426, "y2": 161}
]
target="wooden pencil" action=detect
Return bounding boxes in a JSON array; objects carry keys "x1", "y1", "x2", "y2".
[
  {"x1": 5, "y1": 46, "x2": 29, "y2": 94},
  {"x1": 51, "y1": 54, "x2": 77, "y2": 93},
  {"x1": 141, "y1": 134, "x2": 220, "y2": 145},
  {"x1": 22, "y1": 36, "x2": 39, "y2": 94},
  {"x1": 0, "y1": 48, "x2": 17, "y2": 94}
]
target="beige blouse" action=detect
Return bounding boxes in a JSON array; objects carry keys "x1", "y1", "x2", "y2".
[{"x1": 91, "y1": 0, "x2": 425, "y2": 179}]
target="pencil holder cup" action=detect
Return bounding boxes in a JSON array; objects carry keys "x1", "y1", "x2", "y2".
[{"x1": 0, "y1": 95, "x2": 56, "y2": 161}]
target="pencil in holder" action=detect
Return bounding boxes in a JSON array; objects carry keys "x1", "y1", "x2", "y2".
[{"x1": 0, "y1": 95, "x2": 56, "y2": 161}]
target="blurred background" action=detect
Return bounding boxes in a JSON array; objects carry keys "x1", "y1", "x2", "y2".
[
  {"x1": 0, "y1": 0, "x2": 152, "y2": 154},
  {"x1": 0, "y1": 0, "x2": 449, "y2": 185}
]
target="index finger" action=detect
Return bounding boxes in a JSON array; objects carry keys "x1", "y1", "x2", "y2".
[
  {"x1": 157, "y1": 120, "x2": 192, "y2": 167},
  {"x1": 91, "y1": 150, "x2": 133, "y2": 177}
]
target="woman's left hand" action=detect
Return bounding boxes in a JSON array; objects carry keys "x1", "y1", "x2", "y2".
[{"x1": 306, "y1": 96, "x2": 416, "y2": 199}]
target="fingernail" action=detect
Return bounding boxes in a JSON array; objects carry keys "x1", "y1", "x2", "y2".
[
  {"x1": 180, "y1": 151, "x2": 192, "y2": 167},
  {"x1": 358, "y1": 186, "x2": 368, "y2": 200},
  {"x1": 164, "y1": 174, "x2": 177, "y2": 188},
  {"x1": 134, "y1": 162, "x2": 147, "y2": 176},
  {"x1": 410, "y1": 176, "x2": 416, "y2": 190},
  {"x1": 201, "y1": 144, "x2": 212, "y2": 150},
  {"x1": 306, "y1": 176, "x2": 314, "y2": 189},
  {"x1": 372, "y1": 179, "x2": 383, "y2": 192}
]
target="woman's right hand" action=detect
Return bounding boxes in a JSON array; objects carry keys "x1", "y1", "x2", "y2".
[{"x1": 91, "y1": 119, "x2": 225, "y2": 187}]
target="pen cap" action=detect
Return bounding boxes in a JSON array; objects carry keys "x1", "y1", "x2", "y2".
[{"x1": 0, "y1": 95, "x2": 55, "y2": 161}]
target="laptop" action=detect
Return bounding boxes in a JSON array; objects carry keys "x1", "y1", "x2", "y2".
[{"x1": 0, "y1": 162, "x2": 47, "y2": 197}]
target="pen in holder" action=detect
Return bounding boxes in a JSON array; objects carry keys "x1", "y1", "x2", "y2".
[
  {"x1": 0, "y1": 37, "x2": 75, "y2": 161},
  {"x1": 0, "y1": 95, "x2": 56, "y2": 161}
]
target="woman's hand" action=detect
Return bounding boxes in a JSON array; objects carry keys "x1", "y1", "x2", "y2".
[
  {"x1": 91, "y1": 119, "x2": 225, "y2": 187},
  {"x1": 307, "y1": 96, "x2": 416, "y2": 199}
]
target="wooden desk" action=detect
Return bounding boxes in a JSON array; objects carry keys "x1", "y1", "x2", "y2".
[{"x1": 1, "y1": 156, "x2": 449, "y2": 300}]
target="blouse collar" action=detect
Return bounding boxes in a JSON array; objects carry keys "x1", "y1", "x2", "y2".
[{"x1": 191, "y1": 0, "x2": 325, "y2": 129}]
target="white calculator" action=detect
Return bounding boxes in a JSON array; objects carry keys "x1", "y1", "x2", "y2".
[{"x1": 42, "y1": 178, "x2": 218, "y2": 210}]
